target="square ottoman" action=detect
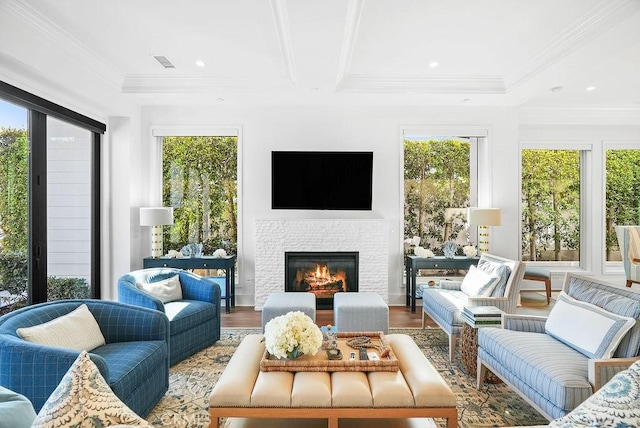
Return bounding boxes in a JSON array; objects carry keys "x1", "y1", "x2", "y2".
[
  {"x1": 334, "y1": 292, "x2": 388, "y2": 333},
  {"x1": 261, "y1": 292, "x2": 316, "y2": 332}
]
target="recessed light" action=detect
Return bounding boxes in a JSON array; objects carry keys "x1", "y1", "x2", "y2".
[
  {"x1": 429, "y1": 61, "x2": 439, "y2": 68},
  {"x1": 550, "y1": 86, "x2": 563, "y2": 93},
  {"x1": 586, "y1": 86, "x2": 596, "y2": 91},
  {"x1": 216, "y1": 97, "x2": 224, "y2": 103},
  {"x1": 462, "y1": 98, "x2": 471, "y2": 103},
  {"x1": 195, "y1": 60, "x2": 206, "y2": 67}
]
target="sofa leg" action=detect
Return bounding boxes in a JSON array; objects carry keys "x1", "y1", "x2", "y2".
[
  {"x1": 477, "y1": 358, "x2": 487, "y2": 389},
  {"x1": 449, "y1": 334, "x2": 457, "y2": 362},
  {"x1": 421, "y1": 310, "x2": 425, "y2": 329}
]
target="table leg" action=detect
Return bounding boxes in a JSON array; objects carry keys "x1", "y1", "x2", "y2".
[
  {"x1": 328, "y1": 417, "x2": 338, "y2": 428},
  {"x1": 405, "y1": 262, "x2": 411, "y2": 307},
  {"x1": 225, "y1": 269, "x2": 231, "y2": 313},
  {"x1": 411, "y1": 264, "x2": 417, "y2": 313}
]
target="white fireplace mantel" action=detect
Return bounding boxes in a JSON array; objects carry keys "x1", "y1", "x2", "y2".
[{"x1": 254, "y1": 219, "x2": 389, "y2": 310}]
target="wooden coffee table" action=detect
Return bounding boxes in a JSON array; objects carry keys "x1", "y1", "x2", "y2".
[{"x1": 209, "y1": 334, "x2": 458, "y2": 428}]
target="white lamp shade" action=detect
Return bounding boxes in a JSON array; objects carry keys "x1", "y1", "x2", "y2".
[
  {"x1": 140, "y1": 207, "x2": 174, "y2": 226},
  {"x1": 468, "y1": 208, "x2": 501, "y2": 226}
]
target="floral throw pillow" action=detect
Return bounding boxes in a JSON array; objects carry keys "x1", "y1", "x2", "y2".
[
  {"x1": 549, "y1": 360, "x2": 640, "y2": 427},
  {"x1": 32, "y1": 351, "x2": 152, "y2": 428}
]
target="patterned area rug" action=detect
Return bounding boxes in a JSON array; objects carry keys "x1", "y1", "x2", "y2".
[{"x1": 145, "y1": 328, "x2": 549, "y2": 427}]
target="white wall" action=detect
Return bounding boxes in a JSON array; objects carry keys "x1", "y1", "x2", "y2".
[{"x1": 106, "y1": 104, "x2": 519, "y2": 305}]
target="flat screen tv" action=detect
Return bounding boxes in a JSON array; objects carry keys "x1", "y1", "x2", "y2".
[{"x1": 271, "y1": 151, "x2": 373, "y2": 210}]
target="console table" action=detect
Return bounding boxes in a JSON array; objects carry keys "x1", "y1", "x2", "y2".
[
  {"x1": 143, "y1": 255, "x2": 237, "y2": 313},
  {"x1": 405, "y1": 255, "x2": 479, "y2": 312}
]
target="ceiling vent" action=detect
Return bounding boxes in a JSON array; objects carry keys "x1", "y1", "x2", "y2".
[{"x1": 153, "y1": 55, "x2": 175, "y2": 69}]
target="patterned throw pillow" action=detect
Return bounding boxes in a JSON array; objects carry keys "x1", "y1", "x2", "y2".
[
  {"x1": 31, "y1": 351, "x2": 152, "y2": 428},
  {"x1": 549, "y1": 360, "x2": 640, "y2": 427},
  {"x1": 136, "y1": 275, "x2": 183, "y2": 303}
]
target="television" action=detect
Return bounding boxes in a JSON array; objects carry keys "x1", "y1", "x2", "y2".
[{"x1": 271, "y1": 151, "x2": 373, "y2": 210}]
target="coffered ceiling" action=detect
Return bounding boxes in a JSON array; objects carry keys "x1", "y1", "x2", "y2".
[{"x1": 1, "y1": 0, "x2": 639, "y2": 110}]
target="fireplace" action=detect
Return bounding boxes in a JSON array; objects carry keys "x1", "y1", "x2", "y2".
[{"x1": 285, "y1": 252, "x2": 359, "y2": 309}]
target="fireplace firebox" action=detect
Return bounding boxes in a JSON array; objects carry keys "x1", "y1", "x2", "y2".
[{"x1": 285, "y1": 252, "x2": 359, "y2": 309}]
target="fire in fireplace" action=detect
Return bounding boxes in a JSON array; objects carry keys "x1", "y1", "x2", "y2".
[{"x1": 285, "y1": 252, "x2": 359, "y2": 309}]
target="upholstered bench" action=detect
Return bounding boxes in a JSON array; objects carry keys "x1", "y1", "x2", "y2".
[
  {"x1": 262, "y1": 292, "x2": 316, "y2": 332},
  {"x1": 209, "y1": 334, "x2": 457, "y2": 428},
  {"x1": 334, "y1": 292, "x2": 389, "y2": 333}
]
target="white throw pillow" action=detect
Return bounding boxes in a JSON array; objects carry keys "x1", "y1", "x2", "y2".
[
  {"x1": 136, "y1": 275, "x2": 183, "y2": 303},
  {"x1": 31, "y1": 351, "x2": 152, "y2": 427},
  {"x1": 17, "y1": 304, "x2": 106, "y2": 352},
  {"x1": 546, "y1": 292, "x2": 637, "y2": 359},
  {"x1": 460, "y1": 265, "x2": 500, "y2": 297}
]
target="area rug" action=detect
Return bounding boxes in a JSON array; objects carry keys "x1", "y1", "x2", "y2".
[{"x1": 145, "y1": 328, "x2": 549, "y2": 427}]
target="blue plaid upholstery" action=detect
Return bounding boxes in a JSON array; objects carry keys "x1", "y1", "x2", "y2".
[
  {"x1": 477, "y1": 273, "x2": 640, "y2": 421},
  {"x1": 118, "y1": 268, "x2": 221, "y2": 365},
  {"x1": 0, "y1": 300, "x2": 169, "y2": 417}
]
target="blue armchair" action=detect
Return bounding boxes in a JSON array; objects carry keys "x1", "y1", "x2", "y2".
[
  {"x1": 0, "y1": 299, "x2": 169, "y2": 417},
  {"x1": 118, "y1": 268, "x2": 221, "y2": 366}
]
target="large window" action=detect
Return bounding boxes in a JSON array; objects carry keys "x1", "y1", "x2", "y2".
[
  {"x1": 0, "y1": 81, "x2": 104, "y2": 314},
  {"x1": 605, "y1": 147, "x2": 640, "y2": 262},
  {"x1": 403, "y1": 135, "x2": 479, "y2": 254},
  {"x1": 161, "y1": 136, "x2": 238, "y2": 255},
  {"x1": 521, "y1": 148, "x2": 583, "y2": 264}
]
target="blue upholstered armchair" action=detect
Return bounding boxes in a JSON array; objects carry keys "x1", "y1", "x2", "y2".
[
  {"x1": 118, "y1": 268, "x2": 221, "y2": 366},
  {"x1": 0, "y1": 299, "x2": 169, "y2": 416},
  {"x1": 422, "y1": 253, "x2": 525, "y2": 362},
  {"x1": 616, "y1": 225, "x2": 640, "y2": 288}
]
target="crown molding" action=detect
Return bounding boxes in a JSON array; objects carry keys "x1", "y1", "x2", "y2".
[
  {"x1": 269, "y1": 0, "x2": 297, "y2": 86},
  {"x1": 122, "y1": 74, "x2": 294, "y2": 93},
  {"x1": 505, "y1": 0, "x2": 640, "y2": 91},
  {"x1": 337, "y1": 74, "x2": 505, "y2": 94},
  {"x1": 519, "y1": 106, "x2": 640, "y2": 125},
  {"x1": 2, "y1": 0, "x2": 122, "y2": 91}
]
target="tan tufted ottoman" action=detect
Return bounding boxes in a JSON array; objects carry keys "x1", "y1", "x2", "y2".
[{"x1": 209, "y1": 334, "x2": 457, "y2": 428}]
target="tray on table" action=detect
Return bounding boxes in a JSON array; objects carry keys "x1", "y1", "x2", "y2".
[{"x1": 260, "y1": 331, "x2": 399, "y2": 372}]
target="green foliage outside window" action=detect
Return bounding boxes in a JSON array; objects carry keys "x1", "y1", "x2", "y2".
[
  {"x1": 605, "y1": 149, "x2": 640, "y2": 260},
  {"x1": 162, "y1": 136, "x2": 238, "y2": 255},
  {"x1": 404, "y1": 139, "x2": 471, "y2": 254}
]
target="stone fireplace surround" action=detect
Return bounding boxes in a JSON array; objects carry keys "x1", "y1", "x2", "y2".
[{"x1": 254, "y1": 219, "x2": 389, "y2": 310}]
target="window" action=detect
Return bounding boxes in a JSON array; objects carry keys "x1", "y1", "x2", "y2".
[
  {"x1": 0, "y1": 81, "x2": 104, "y2": 314},
  {"x1": 604, "y1": 147, "x2": 640, "y2": 262},
  {"x1": 521, "y1": 148, "x2": 585, "y2": 264},
  {"x1": 403, "y1": 135, "x2": 479, "y2": 254},
  {"x1": 161, "y1": 136, "x2": 238, "y2": 255}
]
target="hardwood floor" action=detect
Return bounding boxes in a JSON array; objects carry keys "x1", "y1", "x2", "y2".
[
  {"x1": 221, "y1": 305, "x2": 430, "y2": 329},
  {"x1": 220, "y1": 292, "x2": 554, "y2": 329}
]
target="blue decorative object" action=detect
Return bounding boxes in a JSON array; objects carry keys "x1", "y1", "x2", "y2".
[
  {"x1": 443, "y1": 241, "x2": 457, "y2": 258},
  {"x1": 181, "y1": 242, "x2": 204, "y2": 257}
]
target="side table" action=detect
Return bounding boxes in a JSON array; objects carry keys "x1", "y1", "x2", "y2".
[{"x1": 460, "y1": 324, "x2": 502, "y2": 384}]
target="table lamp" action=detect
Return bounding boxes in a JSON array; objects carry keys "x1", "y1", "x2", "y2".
[
  {"x1": 468, "y1": 208, "x2": 501, "y2": 254},
  {"x1": 140, "y1": 207, "x2": 174, "y2": 258}
]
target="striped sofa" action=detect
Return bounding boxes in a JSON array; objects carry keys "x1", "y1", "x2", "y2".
[{"x1": 477, "y1": 273, "x2": 640, "y2": 421}]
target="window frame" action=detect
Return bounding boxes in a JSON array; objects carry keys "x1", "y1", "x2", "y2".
[
  {"x1": 602, "y1": 141, "x2": 640, "y2": 275},
  {"x1": 0, "y1": 80, "x2": 105, "y2": 303},
  {"x1": 400, "y1": 126, "x2": 486, "y2": 260},
  {"x1": 519, "y1": 141, "x2": 592, "y2": 272}
]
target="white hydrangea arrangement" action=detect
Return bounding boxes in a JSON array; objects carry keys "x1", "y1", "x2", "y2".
[{"x1": 263, "y1": 311, "x2": 323, "y2": 359}]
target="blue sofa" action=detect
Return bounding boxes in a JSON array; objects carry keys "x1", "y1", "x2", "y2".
[
  {"x1": 118, "y1": 268, "x2": 221, "y2": 366},
  {"x1": 0, "y1": 299, "x2": 169, "y2": 417}
]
